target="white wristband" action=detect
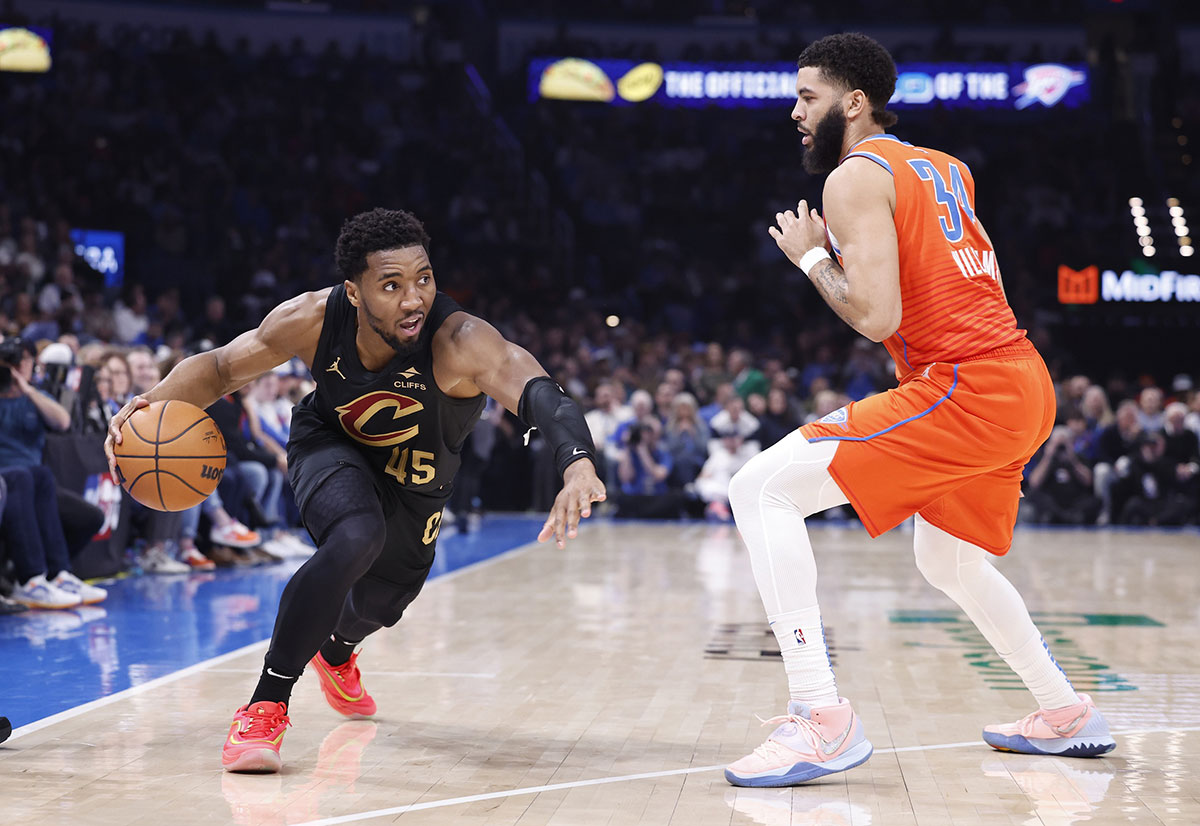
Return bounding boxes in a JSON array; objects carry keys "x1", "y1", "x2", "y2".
[{"x1": 798, "y1": 247, "x2": 832, "y2": 275}]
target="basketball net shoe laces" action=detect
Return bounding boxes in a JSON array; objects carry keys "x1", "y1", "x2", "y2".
[
  {"x1": 725, "y1": 698, "x2": 873, "y2": 787},
  {"x1": 311, "y1": 651, "x2": 377, "y2": 718},
  {"x1": 222, "y1": 701, "x2": 291, "y2": 773},
  {"x1": 983, "y1": 693, "x2": 1115, "y2": 757}
]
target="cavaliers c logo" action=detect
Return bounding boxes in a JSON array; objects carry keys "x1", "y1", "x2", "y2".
[{"x1": 335, "y1": 391, "x2": 425, "y2": 447}]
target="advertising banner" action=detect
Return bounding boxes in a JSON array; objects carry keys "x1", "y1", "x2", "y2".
[{"x1": 529, "y1": 58, "x2": 1088, "y2": 111}]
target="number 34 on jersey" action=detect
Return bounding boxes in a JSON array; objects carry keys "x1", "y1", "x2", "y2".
[{"x1": 907, "y1": 158, "x2": 999, "y2": 284}]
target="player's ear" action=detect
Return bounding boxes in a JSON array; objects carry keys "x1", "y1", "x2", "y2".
[
  {"x1": 344, "y1": 279, "x2": 360, "y2": 307},
  {"x1": 846, "y1": 88, "x2": 867, "y2": 119}
]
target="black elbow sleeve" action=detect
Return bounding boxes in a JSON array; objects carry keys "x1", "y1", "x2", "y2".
[{"x1": 518, "y1": 376, "x2": 596, "y2": 477}]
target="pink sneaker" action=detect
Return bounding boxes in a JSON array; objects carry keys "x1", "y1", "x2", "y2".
[
  {"x1": 983, "y1": 693, "x2": 1115, "y2": 757},
  {"x1": 725, "y1": 698, "x2": 873, "y2": 787},
  {"x1": 311, "y1": 651, "x2": 377, "y2": 719},
  {"x1": 222, "y1": 701, "x2": 291, "y2": 773}
]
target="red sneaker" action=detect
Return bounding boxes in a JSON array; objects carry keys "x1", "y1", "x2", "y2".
[
  {"x1": 222, "y1": 701, "x2": 291, "y2": 773},
  {"x1": 311, "y1": 651, "x2": 377, "y2": 719}
]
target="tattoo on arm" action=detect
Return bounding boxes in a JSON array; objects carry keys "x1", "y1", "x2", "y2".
[{"x1": 808, "y1": 258, "x2": 856, "y2": 327}]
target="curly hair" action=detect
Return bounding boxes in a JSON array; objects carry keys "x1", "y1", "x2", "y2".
[
  {"x1": 798, "y1": 33, "x2": 898, "y2": 129},
  {"x1": 335, "y1": 207, "x2": 431, "y2": 282}
]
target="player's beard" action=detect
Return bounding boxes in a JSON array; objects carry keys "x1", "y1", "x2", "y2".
[
  {"x1": 361, "y1": 295, "x2": 424, "y2": 358},
  {"x1": 802, "y1": 103, "x2": 848, "y2": 175}
]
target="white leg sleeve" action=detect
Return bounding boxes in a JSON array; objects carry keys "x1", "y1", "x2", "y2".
[
  {"x1": 913, "y1": 514, "x2": 1080, "y2": 710},
  {"x1": 727, "y1": 430, "x2": 848, "y2": 706}
]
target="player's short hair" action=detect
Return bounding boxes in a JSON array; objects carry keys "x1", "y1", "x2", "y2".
[
  {"x1": 335, "y1": 207, "x2": 431, "y2": 282},
  {"x1": 798, "y1": 32, "x2": 898, "y2": 128}
]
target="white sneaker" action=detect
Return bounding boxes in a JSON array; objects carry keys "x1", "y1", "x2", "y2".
[
  {"x1": 210, "y1": 521, "x2": 262, "y2": 549},
  {"x1": 11, "y1": 574, "x2": 83, "y2": 609},
  {"x1": 140, "y1": 544, "x2": 191, "y2": 575},
  {"x1": 179, "y1": 546, "x2": 217, "y2": 570},
  {"x1": 51, "y1": 571, "x2": 108, "y2": 604},
  {"x1": 265, "y1": 532, "x2": 313, "y2": 558},
  {"x1": 259, "y1": 536, "x2": 293, "y2": 559}
]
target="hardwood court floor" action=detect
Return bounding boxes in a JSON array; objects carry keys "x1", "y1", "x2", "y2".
[{"x1": 3, "y1": 519, "x2": 1199, "y2": 825}]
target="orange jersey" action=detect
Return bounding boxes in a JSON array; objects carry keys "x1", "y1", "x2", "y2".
[{"x1": 827, "y1": 134, "x2": 1025, "y2": 379}]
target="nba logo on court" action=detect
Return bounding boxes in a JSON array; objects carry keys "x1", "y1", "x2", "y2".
[
  {"x1": 1058, "y1": 265, "x2": 1099, "y2": 304},
  {"x1": 794, "y1": 628, "x2": 806, "y2": 645}
]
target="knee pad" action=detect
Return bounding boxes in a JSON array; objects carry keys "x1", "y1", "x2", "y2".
[{"x1": 302, "y1": 467, "x2": 387, "y2": 566}]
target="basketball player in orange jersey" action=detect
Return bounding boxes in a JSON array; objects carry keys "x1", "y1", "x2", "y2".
[
  {"x1": 723, "y1": 33, "x2": 1115, "y2": 787},
  {"x1": 104, "y1": 208, "x2": 606, "y2": 773}
]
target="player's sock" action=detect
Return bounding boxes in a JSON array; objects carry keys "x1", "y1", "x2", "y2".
[
  {"x1": 319, "y1": 633, "x2": 360, "y2": 668},
  {"x1": 1000, "y1": 632, "x2": 1080, "y2": 710},
  {"x1": 768, "y1": 608, "x2": 839, "y2": 707},
  {"x1": 249, "y1": 664, "x2": 300, "y2": 706},
  {"x1": 727, "y1": 434, "x2": 847, "y2": 702},
  {"x1": 913, "y1": 515, "x2": 1079, "y2": 711}
]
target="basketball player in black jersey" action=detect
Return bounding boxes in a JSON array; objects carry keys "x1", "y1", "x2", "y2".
[{"x1": 104, "y1": 208, "x2": 606, "y2": 773}]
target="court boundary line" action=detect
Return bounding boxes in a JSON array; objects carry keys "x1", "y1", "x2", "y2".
[
  {"x1": 8, "y1": 537, "x2": 542, "y2": 743},
  {"x1": 289, "y1": 725, "x2": 1200, "y2": 826}
]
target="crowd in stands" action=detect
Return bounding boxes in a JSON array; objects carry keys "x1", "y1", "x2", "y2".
[{"x1": 1, "y1": 12, "x2": 1197, "y2": 617}]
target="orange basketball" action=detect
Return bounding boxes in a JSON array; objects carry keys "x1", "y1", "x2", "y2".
[{"x1": 113, "y1": 400, "x2": 227, "y2": 512}]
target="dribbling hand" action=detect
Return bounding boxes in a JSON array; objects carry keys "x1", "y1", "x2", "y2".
[
  {"x1": 768, "y1": 200, "x2": 829, "y2": 268},
  {"x1": 539, "y1": 459, "x2": 607, "y2": 549},
  {"x1": 104, "y1": 395, "x2": 151, "y2": 477}
]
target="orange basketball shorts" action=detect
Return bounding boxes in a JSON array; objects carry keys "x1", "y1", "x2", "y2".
[{"x1": 799, "y1": 341, "x2": 1055, "y2": 555}]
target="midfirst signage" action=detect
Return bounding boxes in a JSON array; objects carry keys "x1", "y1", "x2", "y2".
[{"x1": 1059, "y1": 265, "x2": 1200, "y2": 304}]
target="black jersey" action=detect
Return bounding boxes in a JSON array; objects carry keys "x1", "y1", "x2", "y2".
[{"x1": 290, "y1": 286, "x2": 486, "y2": 496}]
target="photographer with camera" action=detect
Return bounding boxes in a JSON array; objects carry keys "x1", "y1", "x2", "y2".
[
  {"x1": 0, "y1": 337, "x2": 106, "y2": 608},
  {"x1": 1024, "y1": 407, "x2": 1102, "y2": 525},
  {"x1": 614, "y1": 416, "x2": 694, "y2": 519}
]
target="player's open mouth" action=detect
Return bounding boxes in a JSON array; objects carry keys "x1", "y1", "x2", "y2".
[
  {"x1": 799, "y1": 128, "x2": 812, "y2": 146},
  {"x1": 397, "y1": 314, "x2": 423, "y2": 337}
]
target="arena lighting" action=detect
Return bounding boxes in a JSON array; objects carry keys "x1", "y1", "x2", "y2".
[
  {"x1": 1130, "y1": 200, "x2": 1154, "y2": 252},
  {"x1": 605, "y1": 315, "x2": 620, "y2": 327},
  {"x1": 1169, "y1": 199, "x2": 1191, "y2": 250},
  {"x1": 1183, "y1": 246, "x2": 1195, "y2": 257}
]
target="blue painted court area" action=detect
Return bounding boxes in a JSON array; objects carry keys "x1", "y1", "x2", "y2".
[{"x1": 0, "y1": 514, "x2": 544, "y2": 729}]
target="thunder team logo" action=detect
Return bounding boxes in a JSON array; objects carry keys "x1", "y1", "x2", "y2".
[
  {"x1": 335, "y1": 391, "x2": 424, "y2": 447},
  {"x1": 1013, "y1": 64, "x2": 1086, "y2": 110}
]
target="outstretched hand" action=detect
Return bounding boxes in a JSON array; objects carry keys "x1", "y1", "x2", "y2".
[
  {"x1": 538, "y1": 459, "x2": 607, "y2": 549},
  {"x1": 104, "y1": 395, "x2": 151, "y2": 477}
]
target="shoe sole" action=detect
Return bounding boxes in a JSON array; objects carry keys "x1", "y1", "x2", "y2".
[
  {"x1": 222, "y1": 747, "x2": 282, "y2": 773},
  {"x1": 14, "y1": 599, "x2": 82, "y2": 609},
  {"x1": 724, "y1": 740, "x2": 874, "y2": 787},
  {"x1": 983, "y1": 731, "x2": 1116, "y2": 757}
]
